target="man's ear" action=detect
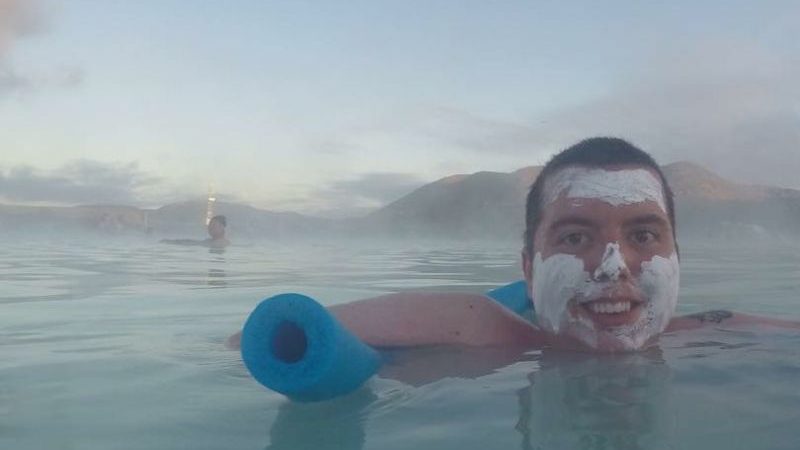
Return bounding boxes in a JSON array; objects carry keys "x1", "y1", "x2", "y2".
[
  {"x1": 521, "y1": 247, "x2": 535, "y2": 302},
  {"x1": 521, "y1": 247, "x2": 533, "y2": 284}
]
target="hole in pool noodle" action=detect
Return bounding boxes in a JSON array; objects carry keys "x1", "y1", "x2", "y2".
[{"x1": 270, "y1": 321, "x2": 308, "y2": 363}]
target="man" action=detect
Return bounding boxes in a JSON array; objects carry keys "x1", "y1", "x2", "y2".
[
  {"x1": 230, "y1": 138, "x2": 797, "y2": 352},
  {"x1": 205, "y1": 215, "x2": 231, "y2": 247},
  {"x1": 504, "y1": 137, "x2": 678, "y2": 351},
  {"x1": 161, "y1": 214, "x2": 231, "y2": 248}
]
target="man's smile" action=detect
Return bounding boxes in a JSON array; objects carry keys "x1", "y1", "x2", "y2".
[{"x1": 571, "y1": 297, "x2": 645, "y2": 328}]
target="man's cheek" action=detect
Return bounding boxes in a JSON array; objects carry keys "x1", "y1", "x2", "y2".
[
  {"x1": 531, "y1": 252, "x2": 590, "y2": 333},
  {"x1": 639, "y1": 253, "x2": 680, "y2": 332}
]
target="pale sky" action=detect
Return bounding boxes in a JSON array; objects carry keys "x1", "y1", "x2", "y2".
[{"x1": 1, "y1": 0, "x2": 798, "y2": 216}]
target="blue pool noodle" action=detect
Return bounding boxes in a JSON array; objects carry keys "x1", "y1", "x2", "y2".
[
  {"x1": 241, "y1": 282, "x2": 531, "y2": 402},
  {"x1": 486, "y1": 280, "x2": 531, "y2": 317},
  {"x1": 240, "y1": 293, "x2": 381, "y2": 402}
]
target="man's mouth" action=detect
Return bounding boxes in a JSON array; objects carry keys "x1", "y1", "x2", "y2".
[{"x1": 576, "y1": 297, "x2": 644, "y2": 328}]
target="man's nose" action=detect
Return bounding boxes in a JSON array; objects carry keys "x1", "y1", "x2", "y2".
[{"x1": 592, "y1": 242, "x2": 632, "y2": 282}]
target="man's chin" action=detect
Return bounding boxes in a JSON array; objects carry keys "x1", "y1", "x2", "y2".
[
  {"x1": 560, "y1": 302, "x2": 660, "y2": 352},
  {"x1": 552, "y1": 327, "x2": 658, "y2": 353},
  {"x1": 592, "y1": 332, "x2": 658, "y2": 353}
]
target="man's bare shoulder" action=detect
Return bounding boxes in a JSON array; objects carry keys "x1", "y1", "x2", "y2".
[{"x1": 667, "y1": 310, "x2": 800, "y2": 332}]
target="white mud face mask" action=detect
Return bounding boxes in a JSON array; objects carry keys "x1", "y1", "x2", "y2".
[
  {"x1": 530, "y1": 167, "x2": 680, "y2": 351},
  {"x1": 532, "y1": 250, "x2": 679, "y2": 351},
  {"x1": 545, "y1": 167, "x2": 667, "y2": 211}
]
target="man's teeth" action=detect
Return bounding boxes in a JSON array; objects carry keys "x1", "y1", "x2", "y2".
[{"x1": 588, "y1": 301, "x2": 632, "y2": 314}]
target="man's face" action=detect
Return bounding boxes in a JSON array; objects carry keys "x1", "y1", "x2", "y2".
[
  {"x1": 207, "y1": 219, "x2": 225, "y2": 239},
  {"x1": 523, "y1": 165, "x2": 679, "y2": 352}
]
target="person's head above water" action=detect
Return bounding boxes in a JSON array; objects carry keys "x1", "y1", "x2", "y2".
[
  {"x1": 207, "y1": 215, "x2": 227, "y2": 240},
  {"x1": 522, "y1": 137, "x2": 679, "y2": 352}
]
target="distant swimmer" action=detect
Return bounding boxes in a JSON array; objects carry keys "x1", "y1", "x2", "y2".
[{"x1": 161, "y1": 215, "x2": 231, "y2": 248}]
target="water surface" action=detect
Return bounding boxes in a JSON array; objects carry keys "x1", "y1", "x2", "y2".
[{"x1": 2, "y1": 236, "x2": 799, "y2": 449}]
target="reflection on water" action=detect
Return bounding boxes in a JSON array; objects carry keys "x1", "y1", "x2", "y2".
[
  {"x1": 207, "y1": 247, "x2": 227, "y2": 288},
  {"x1": 265, "y1": 348, "x2": 677, "y2": 450},
  {"x1": 517, "y1": 350, "x2": 673, "y2": 450},
  {"x1": 261, "y1": 334, "x2": 800, "y2": 450},
  {"x1": 267, "y1": 389, "x2": 375, "y2": 450}
]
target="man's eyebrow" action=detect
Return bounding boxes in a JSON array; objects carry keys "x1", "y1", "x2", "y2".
[
  {"x1": 547, "y1": 216, "x2": 598, "y2": 231},
  {"x1": 624, "y1": 214, "x2": 670, "y2": 227}
]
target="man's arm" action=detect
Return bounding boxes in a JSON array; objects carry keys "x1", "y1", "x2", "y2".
[
  {"x1": 667, "y1": 310, "x2": 800, "y2": 332},
  {"x1": 330, "y1": 292, "x2": 543, "y2": 347},
  {"x1": 227, "y1": 292, "x2": 545, "y2": 350}
]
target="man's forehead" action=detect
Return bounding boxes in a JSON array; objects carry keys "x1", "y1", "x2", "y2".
[{"x1": 543, "y1": 165, "x2": 666, "y2": 212}]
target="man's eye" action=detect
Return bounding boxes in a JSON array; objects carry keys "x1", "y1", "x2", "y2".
[
  {"x1": 560, "y1": 232, "x2": 589, "y2": 246},
  {"x1": 631, "y1": 230, "x2": 658, "y2": 244}
]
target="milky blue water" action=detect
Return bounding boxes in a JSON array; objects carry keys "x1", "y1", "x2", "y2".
[{"x1": 2, "y1": 236, "x2": 799, "y2": 449}]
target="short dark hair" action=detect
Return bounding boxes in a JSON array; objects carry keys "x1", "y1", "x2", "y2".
[
  {"x1": 524, "y1": 137, "x2": 676, "y2": 256},
  {"x1": 210, "y1": 215, "x2": 227, "y2": 227}
]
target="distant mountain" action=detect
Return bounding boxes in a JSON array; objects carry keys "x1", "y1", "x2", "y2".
[
  {"x1": 662, "y1": 161, "x2": 769, "y2": 201},
  {"x1": 355, "y1": 167, "x2": 540, "y2": 239},
  {"x1": 0, "y1": 203, "x2": 149, "y2": 234},
  {"x1": 1, "y1": 162, "x2": 797, "y2": 241},
  {"x1": 663, "y1": 162, "x2": 800, "y2": 240},
  {"x1": 150, "y1": 200, "x2": 330, "y2": 238},
  {"x1": 0, "y1": 200, "x2": 331, "y2": 238},
  {"x1": 352, "y1": 161, "x2": 800, "y2": 241}
]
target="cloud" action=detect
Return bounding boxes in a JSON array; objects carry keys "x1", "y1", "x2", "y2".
[
  {"x1": 0, "y1": 0, "x2": 82, "y2": 97},
  {"x1": 0, "y1": 64, "x2": 83, "y2": 95},
  {"x1": 0, "y1": 64, "x2": 26, "y2": 90},
  {"x1": 533, "y1": 42, "x2": 800, "y2": 189},
  {"x1": 409, "y1": 107, "x2": 544, "y2": 155},
  {"x1": 381, "y1": 41, "x2": 800, "y2": 189},
  {"x1": 323, "y1": 172, "x2": 427, "y2": 203},
  {"x1": 306, "y1": 172, "x2": 428, "y2": 217},
  {"x1": 0, "y1": 0, "x2": 44, "y2": 54},
  {"x1": 0, "y1": 159, "x2": 162, "y2": 205}
]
